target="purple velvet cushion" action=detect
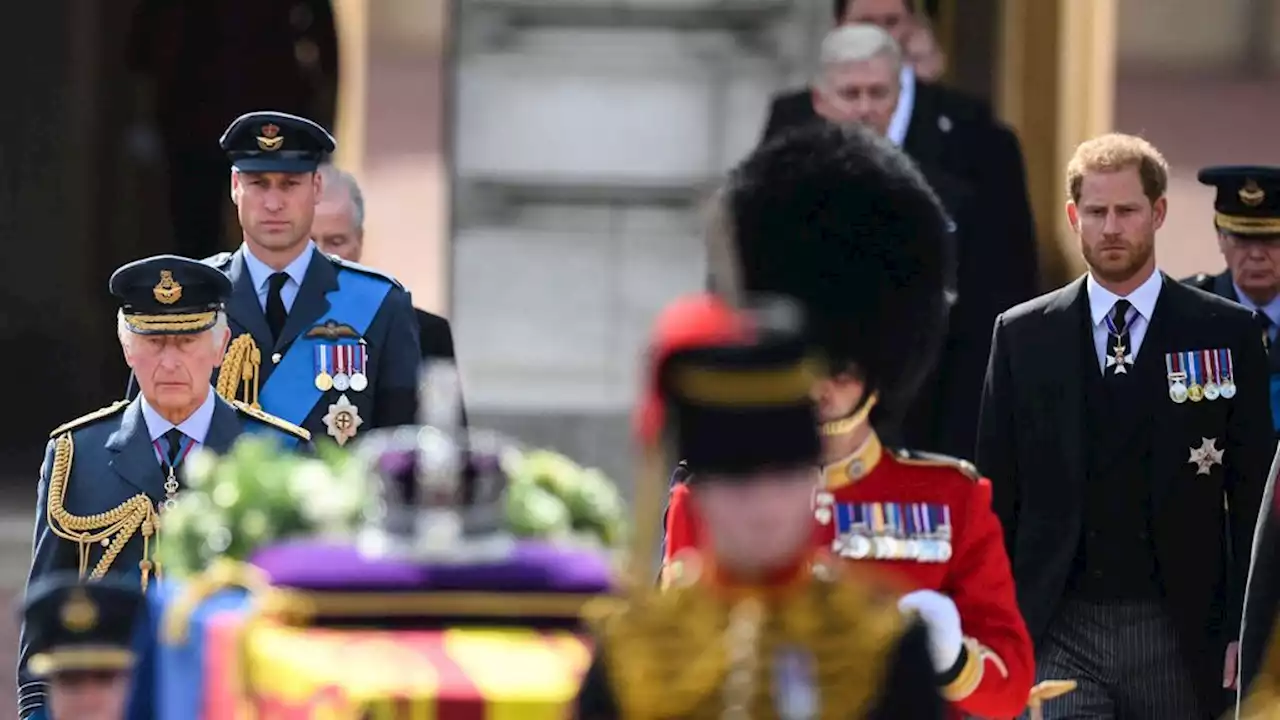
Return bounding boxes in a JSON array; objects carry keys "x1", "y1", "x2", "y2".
[{"x1": 249, "y1": 539, "x2": 614, "y2": 595}]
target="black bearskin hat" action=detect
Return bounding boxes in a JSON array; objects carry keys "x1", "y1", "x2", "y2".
[{"x1": 714, "y1": 124, "x2": 954, "y2": 424}]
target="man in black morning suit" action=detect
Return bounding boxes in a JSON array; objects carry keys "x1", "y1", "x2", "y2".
[
  {"x1": 976, "y1": 134, "x2": 1273, "y2": 719},
  {"x1": 1182, "y1": 167, "x2": 1280, "y2": 700},
  {"x1": 127, "y1": 112, "x2": 422, "y2": 446}
]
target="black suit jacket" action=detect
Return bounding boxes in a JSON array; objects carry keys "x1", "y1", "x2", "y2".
[
  {"x1": 762, "y1": 85, "x2": 1039, "y2": 456},
  {"x1": 1183, "y1": 270, "x2": 1280, "y2": 695},
  {"x1": 761, "y1": 84, "x2": 1036, "y2": 297},
  {"x1": 416, "y1": 307, "x2": 456, "y2": 364},
  {"x1": 415, "y1": 307, "x2": 468, "y2": 428},
  {"x1": 976, "y1": 275, "x2": 1273, "y2": 715}
]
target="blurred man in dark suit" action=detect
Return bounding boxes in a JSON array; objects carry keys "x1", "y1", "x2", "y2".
[
  {"x1": 762, "y1": 0, "x2": 1039, "y2": 335},
  {"x1": 127, "y1": 0, "x2": 338, "y2": 259},
  {"x1": 805, "y1": 24, "x2": 1011, "y2": 459}
]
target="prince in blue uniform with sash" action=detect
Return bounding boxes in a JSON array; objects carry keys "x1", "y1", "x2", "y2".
[
  {"x1": 1184, "y1": 166, "x2": 1280, "y2": 435},
  {"x1": 126, "y1": 111, "x2": 422, "y2": 444},
  {"x1": 18, "y1": 256, "x2": 310, "y2": 720}
]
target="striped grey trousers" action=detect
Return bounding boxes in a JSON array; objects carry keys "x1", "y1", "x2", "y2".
[{"x1": 1023, "y1": 599, "x2": 1201, "y2": 720}]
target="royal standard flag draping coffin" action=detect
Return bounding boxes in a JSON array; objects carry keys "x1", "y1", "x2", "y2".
[{"x1": 151, "y1": 540, "x2": 609, "y2": 718}]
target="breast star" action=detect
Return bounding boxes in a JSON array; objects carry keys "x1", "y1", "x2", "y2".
[{"x1": 1187, "y1": 437, "x2": 1225, "y2": 475}]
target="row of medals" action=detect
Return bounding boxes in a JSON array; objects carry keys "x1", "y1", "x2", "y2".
[
  {"x1": 315, "y1": 369, "x2": 369, "y2": 393},
  {"x1": 816, "y1": 497, "x2": 954, "y2": 564},
  {"x1": 834, "y1": 528, "x2": 955, "y2": 564},
  {"x1": 1167, "y1": 372, "x2": 1235, "y2": 404}
]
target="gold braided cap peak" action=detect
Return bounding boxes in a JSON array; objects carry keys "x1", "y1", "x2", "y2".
[
  {"x1": 231, "y1": 400, "x2": 311, "y2": 442},
  {"x1": 48, "y1": 400, "x2": 130, "y2": 439}
]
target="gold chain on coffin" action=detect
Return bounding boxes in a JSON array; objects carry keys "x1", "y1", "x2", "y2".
[
  {"x1": 46, "y1": 433, "x2": 158, "y2": 589},
  {"x1": 216, "y1": 333, "x2": 261, "y2": 408}
]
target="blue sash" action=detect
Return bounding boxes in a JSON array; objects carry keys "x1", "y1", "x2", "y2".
[
  {"x1": 1270, "y1": 374, "x2": 1280, "y2": 433},
  {"x1": 256, "y1": 270, "x2": 392, "y2": 428}
]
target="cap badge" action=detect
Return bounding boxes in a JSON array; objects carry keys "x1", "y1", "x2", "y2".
[
  {"x1": 1240, "y1": 179, "x2": 1266, "y2": 208},
  {"x1": 60, "y1": 589, "x2": 98, "y2": 633},
  {"x1": 153, "y1": 270, "x2": 182, "y2": 304},
  {"x1": 256, "y1": 123, "x2": 284, "y2": 152}
]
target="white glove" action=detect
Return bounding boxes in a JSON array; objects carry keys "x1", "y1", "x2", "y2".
[{"x1": 899, "y1": 589, "x2": 964, "y2": 673}]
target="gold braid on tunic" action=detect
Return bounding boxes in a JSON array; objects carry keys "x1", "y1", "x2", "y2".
[
  {"x1": 587, "y1": 556, "x2": 907, "y2": 719},
  {"x1": 44, "y1": 402, "x2": 158, "y2": 591},
  {"x1": 216, "y1": 333, "x2": 261, "y2": 408}
]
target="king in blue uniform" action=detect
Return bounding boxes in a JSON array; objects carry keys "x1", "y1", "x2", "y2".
[
  {"x1": 1184, "y1": 166, "x2": 1280, "y2": 434},
  {"x1": 18, "y1": 256, "x2": 311, "y2": 720},
  {"x1": 209, "y1": 111, "x2": 419, "y2": 445}
]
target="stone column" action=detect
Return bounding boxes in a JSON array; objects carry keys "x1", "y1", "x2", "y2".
[
  {"x1": 330, "y1": 0, "x2": 452, "y2": 315},
  {"x1": 997, "y1": 0, "x2": 1118, "y2": 287}
]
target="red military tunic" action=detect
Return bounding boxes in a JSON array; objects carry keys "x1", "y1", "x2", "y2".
[{"x1": 662, "y1": 434, "x2": 1035, "y2": 719}]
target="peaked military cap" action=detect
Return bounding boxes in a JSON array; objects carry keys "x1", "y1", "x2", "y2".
[
  {"x1": 1198, "y1": 165, "x2": 1280, "y2": 238},
  {"x1": 220, "y1": 111, "x2": 336, "y2": 173},
  {"x1": 657, "y1": 296, "x2": 822, "y2": 478},
  {"x1": 21, "y1": 573, "x2": 145, "y2": 678},
  {"x1": 714, "y1": 124, "x2": 953, "y2": 427},
  {"x1": 109, "y1": 255, "x2": 231, "y2": 335}
]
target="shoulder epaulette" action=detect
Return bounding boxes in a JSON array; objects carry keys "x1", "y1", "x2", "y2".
[
  {"x1": 202, "y1": 251, "x2": 233, "y2": 269},
  {"x1": 1180, "y1": 272, "x2": 1212, "y2": 288},
  {"x1": 327, "y1": 255, "x2": 405, "y2": 289},
  {"x1": 49, "y1": 400, "x2": 130, "y2": 438},
  {"x1": 895, "y1": 449, "x2": 981, "y2": 481},
  {"x1": 231, "y1": 401, "x2": 312, "y2": 442}
]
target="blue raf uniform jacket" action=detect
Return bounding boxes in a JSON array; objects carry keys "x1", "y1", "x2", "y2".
[
  {"x1": 1185, "y1": 270, "x2": 1280, "y2": 435},
  {"x1": 17, "y1": 395, "x2": 310, "y2": 720},
  {"x1": 209, "y1": 247, "x2": 420, "y2": 445}
]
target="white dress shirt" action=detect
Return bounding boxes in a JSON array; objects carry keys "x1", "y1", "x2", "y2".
[
  {"x1": 240, "y1": 241, "x2": 315, "y2": 313},
  {"x1": 140, "y1": 386, "x2": 216, "y2": 446},
  {"x1": 887, "y1": 64, "x2": 916, "y2": 147},
  {"x1": 1086, "y1": 270, "x2": 1164, "y2": 373}
]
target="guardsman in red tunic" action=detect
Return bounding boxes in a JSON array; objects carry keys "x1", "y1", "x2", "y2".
[{"x1": 660, "y1": 123, "x2": 1035, "y2": 719}]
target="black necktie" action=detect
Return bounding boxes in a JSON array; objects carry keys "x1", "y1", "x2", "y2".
[
  {"x1": 1261, "y1": 313, "x2": 1273, "y2": 353},
  {"x1": 163, "y1": 428, "x2": 185, "y2": 468},
  {"x1": 265, "y1": 272, "x2": 289, "y2": 341},
  {"x1": 1106, "y1": 299, "x2": 1133, "y2": 377}
]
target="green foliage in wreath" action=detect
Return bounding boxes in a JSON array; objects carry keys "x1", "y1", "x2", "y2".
[{"x1": 155, "y1": 436, "x2": 628, "y2": 578}]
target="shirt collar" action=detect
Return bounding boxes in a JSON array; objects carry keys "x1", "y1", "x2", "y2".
[
  {"x1": 140, "y1": 386, "x2": 217, "y2": 443},
  {"x1": 1086, "y1": 269, "x2": 1163, "y2": 326},
  {"x1": 241, "y1": 240, "x2": 315, "y2": 295},
  {"x1": 1232, "y1": 281, "x2": 1280, "y2": 326},
  {"x1": 886, "y1": 64, "x2": 916, "y2": 147}
]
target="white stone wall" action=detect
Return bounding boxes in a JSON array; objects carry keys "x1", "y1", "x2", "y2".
[
  {"x1": 452, "y1": 0, "x2": 826, "y2": 415},
  {"x1": 449, "y1": 0, "x2": 830, "y2": 483}
]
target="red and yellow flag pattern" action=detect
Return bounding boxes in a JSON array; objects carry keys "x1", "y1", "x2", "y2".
[{"x1": 204, "y1": 616, "x2": 592, "y2": 719}]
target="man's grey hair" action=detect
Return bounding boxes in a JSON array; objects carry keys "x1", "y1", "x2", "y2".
[
  {"x1": 817, "y1": 24, "x2": 903, "y2": 79},
  {"x1": 318, "y1": 163, "x2": 366, "y2": 235},
  {"x1": 117, "y1": 310, "x2": 229, "y2": 352}
]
